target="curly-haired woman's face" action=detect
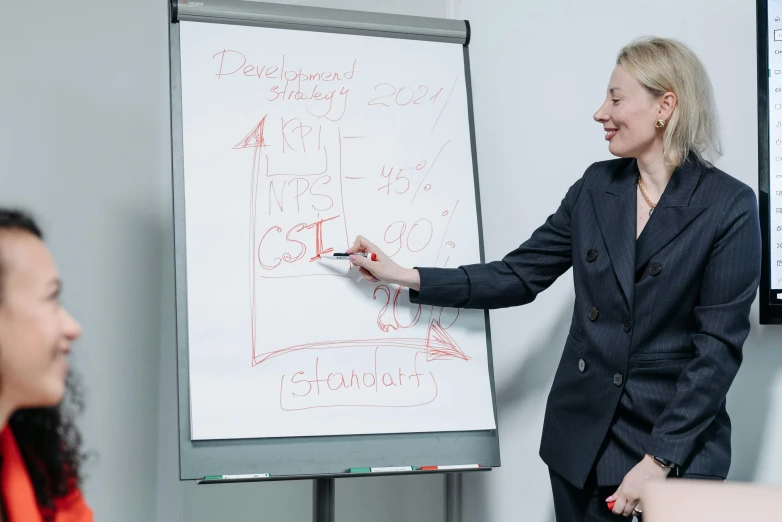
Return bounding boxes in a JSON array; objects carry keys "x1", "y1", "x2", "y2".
[{"x1": 0, "y1": 231, "x2": 81, "y2": 409}]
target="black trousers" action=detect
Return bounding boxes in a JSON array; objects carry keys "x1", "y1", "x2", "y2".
[
  {"x1": 549, "y1": 467, "x2": 723, "y2": 522},
  {"x1": 549, "y1": 467, "x2": 629, "y2": 522}
]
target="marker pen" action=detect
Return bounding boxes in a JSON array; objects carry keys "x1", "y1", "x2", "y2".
[
  {"x1": 328, "y1": 252, "x2": 377, "y2": 261},
  {"x1": 419, "y1": 464, "x2": 481, "y2": 471},
  {"x1": 203, "y1": 473, "x2": 270, "y2": 480}
]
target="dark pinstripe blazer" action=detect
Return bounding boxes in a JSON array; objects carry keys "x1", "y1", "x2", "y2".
[{"x1": 409, "y1": 154, "x2": 761, "y2": 489}]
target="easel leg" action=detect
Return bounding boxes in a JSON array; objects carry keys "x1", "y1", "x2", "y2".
[
  {"x1": 313, "y1": 478, "x2": 335, "y2": 522},
  {"x1": 445, "y1": 473, "x2": 462, "y2": 522}
]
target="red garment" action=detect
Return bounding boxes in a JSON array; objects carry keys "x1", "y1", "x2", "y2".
[{"x1": 0, "y1": 426, "x2": 92, "y2": 522}]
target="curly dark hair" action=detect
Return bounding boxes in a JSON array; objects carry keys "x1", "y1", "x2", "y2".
[{"x1": 0, "y1": 209, "x2": 86, "y2": 514}]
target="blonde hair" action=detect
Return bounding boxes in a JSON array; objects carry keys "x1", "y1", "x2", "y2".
[{"x1": 617, "y1": 36, "x2": 722, "y2": 167}]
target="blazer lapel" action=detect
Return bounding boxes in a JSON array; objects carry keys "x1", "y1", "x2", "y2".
[
  {"x1": 1, "y1": 427, "x2": 44, "y2": 522},
  {"x1": 635, "y1": 156, "x2": 707, "y2": 271},
  {"x1": 589, "y1": 159, "x2": 638, "y2": 312}
]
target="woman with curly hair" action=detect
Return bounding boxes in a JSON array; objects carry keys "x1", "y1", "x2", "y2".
[{"x1": 0, "y1": 209, "x2": 91, "y2": 521}]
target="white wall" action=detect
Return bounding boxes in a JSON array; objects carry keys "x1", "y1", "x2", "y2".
[
  {"x1": 2, "y1": 0, "x2": 780, "y2": 521},
  {"x1": 2, "y1": 1, "x2": 172, "y2": 521},
  {"x1": 451, "y1": 0, "x2": 782, "y2": 521}
]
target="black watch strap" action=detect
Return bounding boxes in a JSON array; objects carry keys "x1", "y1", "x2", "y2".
[{"x1": 653, "y1": 456, "x2": 675, "y2": 468}]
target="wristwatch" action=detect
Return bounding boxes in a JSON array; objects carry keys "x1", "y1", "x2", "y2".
[
  {"x1": 652, "y1": 456, "x2": 673, "y2": 468},
  {"x1": 652, "y1": 456, "x2": 677, "y2": 473}
]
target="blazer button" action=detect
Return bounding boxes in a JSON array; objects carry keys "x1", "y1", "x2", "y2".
[
  {"x1": 649, "y1": 262, "x2": 662, "y2": 276},
  {"x1": 613, "y1": 373, "x2": 624, "y2": 387},
  {"x1": 623, "y1": 318, "x2": 632, "y2": 332},
  {"x1": 586, "y1": 249, "x2": 598, "y2": 262},
  {"x1": 589, "y1": 307, "x2": 599, "y2": 321},
  {"x1": 578, "y1": 359, "x2": 586, "y2": 373}
]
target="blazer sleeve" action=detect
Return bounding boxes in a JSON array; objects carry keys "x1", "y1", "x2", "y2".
[
  {"x1": 645, "y1": 185, "x2": 762, "y2": 467},
  {"x1": 408, "y1": 164, "x2": 592, "y2": 309},
  {"x1": 52, "y1": 487, "x2": 93, "y2": 522}
]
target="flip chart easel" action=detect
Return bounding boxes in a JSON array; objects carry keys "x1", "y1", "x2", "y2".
[{"x1": 168, "y1": 1, "x2": 500, "y2": 520}]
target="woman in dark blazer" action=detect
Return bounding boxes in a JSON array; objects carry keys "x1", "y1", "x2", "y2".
[{"x1": 347, "y1": 36, "x2": 762, "y2": 520}]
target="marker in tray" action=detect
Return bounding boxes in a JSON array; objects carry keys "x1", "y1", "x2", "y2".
[
  {"x1": 348, "y1": 466, "x2": 414, "y2": 473},
  {"x1": 203, "y1": 473, "x2": 271, "y2": 480},
  {"x1": 419, "y1": 464, "x2": 481, "y2": 471}
]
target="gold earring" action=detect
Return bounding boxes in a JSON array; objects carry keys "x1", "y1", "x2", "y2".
[{"x1": 655, "y1": 119, "x2": 665, "y2": 129}]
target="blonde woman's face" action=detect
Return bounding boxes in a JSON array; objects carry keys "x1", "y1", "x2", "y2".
[{"x1": 593, "y1": 65, "x2": 662, "y2": 160}]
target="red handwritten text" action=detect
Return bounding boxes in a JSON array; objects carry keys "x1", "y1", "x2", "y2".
[
  {"x1": 258, "y1": 214, "x2": 341, "y2": 269},
  {"x1": 279, "y1": 349, "x2": 438, "y2": 410}
]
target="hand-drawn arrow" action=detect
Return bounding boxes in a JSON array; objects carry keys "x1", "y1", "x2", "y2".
[
  {"x1": 233, "y1": 116, "x2": 268, "y2": 366},
  {"x1": 253, "y1": 319, "x2": 469, "y2": 366}
]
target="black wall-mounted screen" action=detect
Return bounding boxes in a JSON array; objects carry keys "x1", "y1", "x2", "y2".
[{"x1": 758, "y1": 0, "x2": 782, "y2": 324}]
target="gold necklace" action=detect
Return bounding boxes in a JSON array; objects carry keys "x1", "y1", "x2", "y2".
[{"x1": 638, "y1": 176, "x2": 657, "y2": 216}]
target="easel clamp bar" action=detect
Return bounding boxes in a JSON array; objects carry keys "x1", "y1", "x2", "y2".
[{"x1": 171, "y1": 0, "x2": 469, "y2": 44}]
